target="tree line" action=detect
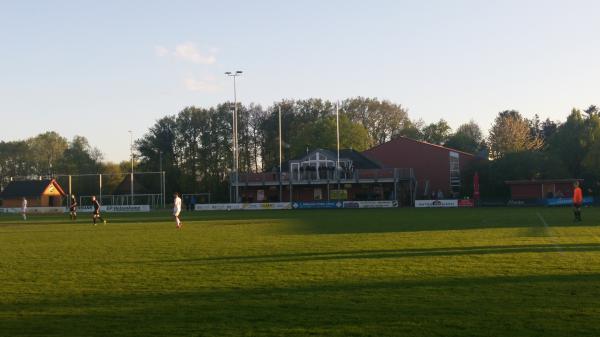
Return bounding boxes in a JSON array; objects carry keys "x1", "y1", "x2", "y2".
[
  {"x1": 0, "y1": 132, "x2": 132, "y2": 195},
  {"x1": 1, "y1": 98, "x2": 598, "y2": 201}
]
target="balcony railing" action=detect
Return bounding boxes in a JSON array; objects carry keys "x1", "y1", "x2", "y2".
[{"x1": 233, "y1": 168, "x2": 413, "y2": 186}]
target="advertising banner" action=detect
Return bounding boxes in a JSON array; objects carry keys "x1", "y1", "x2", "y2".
[
  {"x1": 195, "y1": 203, "x2": 291, "y2": 211},
  {"x1": 292, "y1": 201, "x2": 342, "y2": 209},
  {"x1": 330, "y1": 189, "x2": 348, "y2": 200},
  {"x1": 77, "y1": 205, "x2": 151, "y2": 213},
  {"x1": 546, "y1": 197, "x2": 594, "y2": 206},
  {"x1": 415, "y1": 200, "x2": 459, "y2": 208},
  {"x1": 0, "y1": 207, "x2": 66, "y2": 214},
  {"x1": 458, "y1": 199, "x2": 475, "y2": 208},
  {"x1": 343, "y1": 200, "x2": 398, "y2": 208},
  {"x1": 507, "y1": 199, "x2": 544, "y2": 207}
]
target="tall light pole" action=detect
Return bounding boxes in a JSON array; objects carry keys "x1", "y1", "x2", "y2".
[
  {"x1": 225, "y1": 70, "x2": 243, "y2": 203},
  {"x1": 279, "y1": 106, "x2": 283, "y2": 202},
  {"x1": 129, "y1": 130, "x2": 134, "y2": 205}
]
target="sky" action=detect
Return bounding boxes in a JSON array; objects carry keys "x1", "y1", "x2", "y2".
[{"x1": 1, "y1": 0, "x2": 599, "y2": 162}]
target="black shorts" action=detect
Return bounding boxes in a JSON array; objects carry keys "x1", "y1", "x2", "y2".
[
  {"x1": 574, "y1": 203, "x2": 582, "y2": 209},
  {"x1": 70, "y1": 207, "x2": 77, "y2": 212}
]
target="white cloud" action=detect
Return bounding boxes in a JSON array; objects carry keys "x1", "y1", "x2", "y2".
[
  {"x1": 155, "y1": 45, "x2": 169, "y2": 57},
  {"x1": 174, "y1": 42, "x2": 217, "y2": 64},
  {"x1": 184, "y1": 77, "x2": 220, "y2": 92},
  {"x1": 154, "y1": 42, "x2": 217, "y2": 64}
]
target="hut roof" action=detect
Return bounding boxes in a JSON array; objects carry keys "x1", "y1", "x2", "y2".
[{"x1": 0, "y1": 179, "x2": 66, "y2": 198}]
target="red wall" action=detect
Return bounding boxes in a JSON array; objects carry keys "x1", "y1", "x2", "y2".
[
  {"x1": 510, "y1": 184, "x2": 542, "y2": 199},
  {"x1": 362, "y1": 137, "x2": 477, "y2": 197},
  {"x1": 509, "y1": 182, "x2": 576, "y2": 199}
]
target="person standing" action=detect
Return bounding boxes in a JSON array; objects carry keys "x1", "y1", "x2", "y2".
[
  {"x1": 21, "y1": 197, "x2": 27, "y2": 221},
  {"x1": 173, "y1": 192, "x2": 183, "y2": 229},
  {"x1": 69, "y1": 194, "x2": 78, "y2": 221},
  {"x1": 91, "y1": 196, "x2": 106, "y2": 225},
  {"x1": 190, "y1": 195, "x2": 197, "y2": 211},
  {"x1": 573, "y1": 181, "x2": 583, "y2": 222}
]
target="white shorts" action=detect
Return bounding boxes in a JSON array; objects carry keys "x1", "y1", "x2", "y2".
[{"x1": 173, "y1": 209, "x2": 181, "y2": 217}]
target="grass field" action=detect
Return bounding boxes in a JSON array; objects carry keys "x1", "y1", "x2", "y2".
[{"x1": 1, "y1": 207, "x2": 600, "y2": 337}]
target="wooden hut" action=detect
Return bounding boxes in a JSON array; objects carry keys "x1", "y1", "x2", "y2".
[{"x1": 0, "y1": 179, "x2": 66, "y2": 207}]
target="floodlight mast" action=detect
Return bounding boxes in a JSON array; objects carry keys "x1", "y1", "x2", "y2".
[
  {"x1": 129, "y1": 130, "x2": 134, "y2": 205},
  {"x1": 225, "y1": 70, "x2": 243, "y2": 203}
]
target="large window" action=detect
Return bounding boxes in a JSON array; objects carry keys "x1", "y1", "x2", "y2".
[{"x1": 449, "y1": 152, "x2": 461, "y2": 194}]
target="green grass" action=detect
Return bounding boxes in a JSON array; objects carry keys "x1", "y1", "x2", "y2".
[{"x1": 1, "y1": 207, "x2": 600, "y2": 336}]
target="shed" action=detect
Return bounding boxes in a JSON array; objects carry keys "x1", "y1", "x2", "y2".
[
  {"x1": 505, "y1": 179, "x2": 582, "y2": 200},
  {"x1": 0, "y1": 179, "x2": 66, "y2": 207}
]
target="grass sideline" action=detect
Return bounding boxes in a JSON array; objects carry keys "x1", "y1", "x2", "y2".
[{"x1": 1, "y1": 207, "x2": 600, "y2": 336}]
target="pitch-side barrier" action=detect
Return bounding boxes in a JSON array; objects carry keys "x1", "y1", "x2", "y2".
[
  {"x1": 194, "y1": 200, "x2": 399, "y2": 211},
  {"x1": 0, "y1": 205, "x2": 151, "y2": 214}
]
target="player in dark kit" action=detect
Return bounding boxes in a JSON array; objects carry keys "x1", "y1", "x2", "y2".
[
  {"x1": 91, "y1": 195, "x2": 107, "y2": 225},
  {"x1": 69, "y1": 194, "x2": 78, "y2": 221}
]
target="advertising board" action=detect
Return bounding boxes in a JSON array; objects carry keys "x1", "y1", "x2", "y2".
[
  {"x1": 342, "y1": 200, "x2": 397, "y2": 208},
  {"x1": 414, "y1": 200, "x2": 459, "y2": 208},
  {"x1": 195, "y1": 203, "x2": 291, "y2": 211},
  {"x1": 77, "y1": 205, "x2": 151, "y2": 213},
  {"x1": 0, "y1": 207, "x2": 66, "y2": 214}
]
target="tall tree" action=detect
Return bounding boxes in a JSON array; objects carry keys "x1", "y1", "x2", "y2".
[
  {"x1": 444, "y1": 120, "x2": 483, "y2": 153},
  {"x1": 289, "y1": 115, "x2": 372, "y2": 157},
  {"x1": 488, "y1": 110, "x2": 543, "y2": 159},
  {"x1": 342, "y1": 97, "x2": 412, "y2": 145},
  {"x1": 57, "y1": 136, "x2": 103, "y2": 174},
  {"x1": 422, "y1": 119, "x2": 452, "y2": 145},
  {"x1": 549, "y1": 109, "x2": 600, "y2": 177},
  {"x1": 27, "y1": 131, "x2": 68, "y2": 175},
  {"x1": 0, "y1": 140, "x2": 30, "y2": 188}
]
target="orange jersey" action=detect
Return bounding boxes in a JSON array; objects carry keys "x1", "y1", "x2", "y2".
[{"x1": 573, "y1": 187, "x2": 583, "y2": 204}]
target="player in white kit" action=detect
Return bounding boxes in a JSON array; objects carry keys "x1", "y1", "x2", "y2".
[
  {"x1": 21, "y1": 197, "x2": 27, "y2": 220},
  {"x1": 173, "y1": 192, "x2": 183, "y2": 229}
]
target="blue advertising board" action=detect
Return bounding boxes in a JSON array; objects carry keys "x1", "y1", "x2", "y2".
[
  {"x1": 546, "y1": 197, "x2": 594, "y2": 206},
  {"x1": 292, "y1": 201, "x2": 343, "y2": 209}
]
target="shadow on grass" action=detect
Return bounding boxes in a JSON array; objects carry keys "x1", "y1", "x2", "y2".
[
  {"x1": 1, "y1": 208, "x2": 596, "y2": 235},
  {"x1": 126, "y1": 243, "x2": 600, "y2": 266},
  {"x1": 2, "y1": 273, "x2": 600, "y2": 337}
]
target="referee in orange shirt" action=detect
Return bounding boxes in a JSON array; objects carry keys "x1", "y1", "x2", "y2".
[{"x1": 573, "y1": 181, "x2": 583, "y2": 222}]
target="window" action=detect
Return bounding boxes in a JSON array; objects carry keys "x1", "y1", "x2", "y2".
[{"x1": 449, "y1": 152, "x2": 461, "y2": 193}]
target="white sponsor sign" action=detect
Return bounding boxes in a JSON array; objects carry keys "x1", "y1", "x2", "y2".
[
  {"x1": 195, "y1": 203, "x2": 292, "y2": 211},
  {"x1": 415, "y1": 199, "x2": 459, "y2": 208},
  {"x1": 342, "y1": 200, "x2": 398, "y2": 208},
  {"x1": 0, "y1": 207, "x2": 67, "y2": 214},
  {"x1": 77, "y1": 205, "x2": 151, "y2": 213}
]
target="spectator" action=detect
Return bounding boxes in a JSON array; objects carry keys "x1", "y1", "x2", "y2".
[{"x1": 190, "y1": 196, "x2": 196, "y2": 211}]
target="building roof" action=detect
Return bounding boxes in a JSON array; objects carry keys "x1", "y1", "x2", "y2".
[
  {"x1": 112, "y1": 175, "x2": 152, "y2": 194},
  {"x1": 288, "y1": 148, "x2": 382, "y2": 169},
  {"x1": 365, "y1": 136, "x2": 476, "y2": 157},
  {"x1": 338, "y1": 149, "x2": 383, "y2": 169},
  {"x1": 505, "y1": 179, "x2": 583, "y2": 185},
  {"x1": 0, "y1": 179, "x2": 66, "y2": 198}
]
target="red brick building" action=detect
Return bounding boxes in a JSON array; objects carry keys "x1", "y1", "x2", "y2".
[
  {"x1": 362, "y1": 136, "x2": 477, "y2": 198},
  {"x1": 235, "y1": 148, "x2": 416, "y2": 205},
  {"x1": 234, "y1": 137, "x2": 479, "y2": 205}
]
